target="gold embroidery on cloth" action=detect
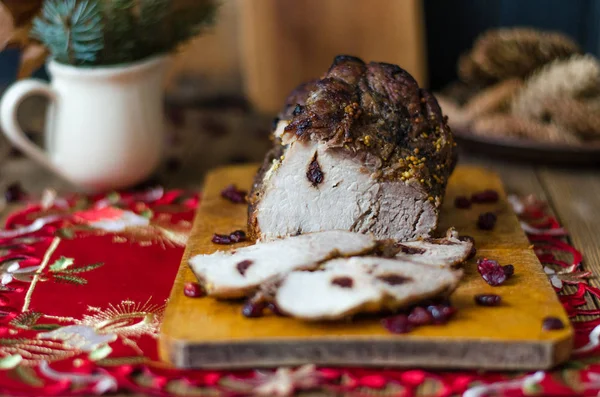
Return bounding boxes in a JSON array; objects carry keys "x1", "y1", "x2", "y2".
[
  {"x1": 22, "y1": 237, "x2": 61, "y2": 312},
  {"x1": 0, "y1": 338, "x2": 78, "y2": 366},
  {"x1": 81, "y1": 298, "x2": 163, "y2": 339},
  {"x1": 1, "y1": 299, "x2": 165, "y2": 367},
  {"x1": 76, "y1": 298, "x2": 164, "y2": 356},
  {"x1": 112, "y1": 236, "x2": 128, "y2": 244}
]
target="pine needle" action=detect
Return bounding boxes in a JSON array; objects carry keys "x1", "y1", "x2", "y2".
[
  {"x1": 31, "y1": 0, "x2": 104, "y2": 64},
  {"x1": 31, "y1": 0, "x2": 218, "y2": 66}
]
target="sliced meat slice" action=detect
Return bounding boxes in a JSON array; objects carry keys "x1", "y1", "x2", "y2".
[
  {"x1": 188, "y1": 230, "x2": 378, "y2": 299},
  {"x1": 394, "y1": 228, "x2": 474, "y2": 268},
  {"x1": 274, "y1": 257, "x2": 462, "y2": 320}
]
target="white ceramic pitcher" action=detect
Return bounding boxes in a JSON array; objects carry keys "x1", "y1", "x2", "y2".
[{"x1": 0, "y1": 56, "x2": 170, "y2": 191}]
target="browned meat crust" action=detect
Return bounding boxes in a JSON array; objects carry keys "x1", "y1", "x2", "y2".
[{"x1": 280, "y1": 55, "x2": 456, "y2": 198}]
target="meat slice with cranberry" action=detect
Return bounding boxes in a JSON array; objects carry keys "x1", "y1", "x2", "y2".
[
  {"x1": 188, "y1": 230, "x2": 379, "y2": 299},
  {"x1": 273, "y1": 256, "x2": 462, "y2": 320},
  {"x1": 393, "y1": 228, "x2": 474, "y2": 267}
]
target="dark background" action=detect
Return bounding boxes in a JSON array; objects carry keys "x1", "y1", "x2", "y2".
[
  {"x1": 2, "y1": 0, "x2": 599, "y2": 93},
  {"x1": 424, "y1": 0, "x2": 599, "y2": 89}
]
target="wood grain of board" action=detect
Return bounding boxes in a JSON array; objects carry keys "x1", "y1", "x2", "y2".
[{"x1": 159, "y1": 164, "x2": 572, "y2": 371}]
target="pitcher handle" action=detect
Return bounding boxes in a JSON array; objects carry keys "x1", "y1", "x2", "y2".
[{"x1": 0, "y1": 79, "x2": 70, "y2": 181}]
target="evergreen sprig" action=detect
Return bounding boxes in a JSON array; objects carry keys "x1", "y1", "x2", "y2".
[
  {"x1": 31, "y1": 0, "x2": 104, "y2": 64},
  {"x1": 31, "y1": 0, "x2": 218, "y2": 66}
]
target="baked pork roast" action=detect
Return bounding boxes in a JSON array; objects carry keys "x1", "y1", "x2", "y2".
[{"x1": 249, "y1": 55, "x2": 457, "y2": 241}]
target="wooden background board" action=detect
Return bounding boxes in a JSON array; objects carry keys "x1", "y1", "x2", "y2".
[{"x1": 166, "y1": 165, "x2": 572, "y2": 370}]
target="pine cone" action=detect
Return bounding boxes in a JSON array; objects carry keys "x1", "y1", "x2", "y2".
[
  {"x1": 458, "y1": 28, "x2": 581, "y2": 84},
  {"x1": 463, "y1": 78, "x2": 522, "y2": 120},
  {"x1": 511, "y1": 54, "x2": 600, "y2": 120},
  {"x1": 472, "y1": 114, "x2": 581, "y2": 145},
  {"x1": 542, "y1": 98, "x2": 600, "y2": 140}
]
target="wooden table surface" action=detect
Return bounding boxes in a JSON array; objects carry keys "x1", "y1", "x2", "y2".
[{"x1": 1, "y1": 150, "x2": 599, "y2": 396}]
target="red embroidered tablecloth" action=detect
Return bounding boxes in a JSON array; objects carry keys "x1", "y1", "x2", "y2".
[{"x1": 1, "y1": 189, "x2": 600, "y2": 396}]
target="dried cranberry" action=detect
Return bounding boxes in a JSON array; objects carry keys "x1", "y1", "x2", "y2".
[
  {"x1": 212, "y1": 230, "x2": 247, "y2": 245},
  {"x1": 307, "y1": 153, "x2": 324, "y2": 187},
  {"x1": 474, "y1": 294, "x2": 502, "y2": 306},
  {"x1": 229, "y1": 230, "x2": 247, "y2": 243},
  {"x1": 477, "y1": 212, "x2": 497, "y2": 230},
  {"x1": 503, "y1": 264, "x2": 515, "y2": 277},
  {"x1": 378, "y1": 274, "x2": 412, "y2": 285},
  {"x1": 211, "y1": 233, "x2": 232, "y2": 244},
  {"x1": 454, "y1": 196, "x2": 472, "y2": 209},
  {"x1": 427, "y1": 304, "x2": 456, "y2": 324},
  {"x1": 221, "y1": 184, "x2": 247, "y2": 204},
  {"x1": 242, "y1": 300, "x2": 267, "y2": 318},
  {"x1": 407, "y1": 307, "x2": 433, "y2": 325},
  {"x1": 183, "y1": 282, "x2": 205, "y2": 298},
  {"x1": 477, "y1": 258, "x2": 506, "y2": 286},
  {"x1": 542, "y1": 316, "x2": 565, "y2": 331},
  {"x1": 331, "y1": 277, "x2": 353, "y2": 288},
  {"x1": 236, "y1": 260, "x2": 253, "y2": 276},
  {"x1": 471, "y1": 189, "x2": 499, "y2": 204},
  {"x1": 4, "y1": 182, "x2": 26, "y2": 203},
  {"x1": 382, "y1": 315, "x2": 413, "y2": 334}
]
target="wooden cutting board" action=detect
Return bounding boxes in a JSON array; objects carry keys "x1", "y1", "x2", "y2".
[{"x1": 159, "y1": 164, "x2": 573, "y2": 370}]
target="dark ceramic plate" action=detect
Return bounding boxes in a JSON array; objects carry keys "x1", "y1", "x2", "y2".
[{"x1": 454, "y1": 129, "x2": 600, "y2": 165}]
